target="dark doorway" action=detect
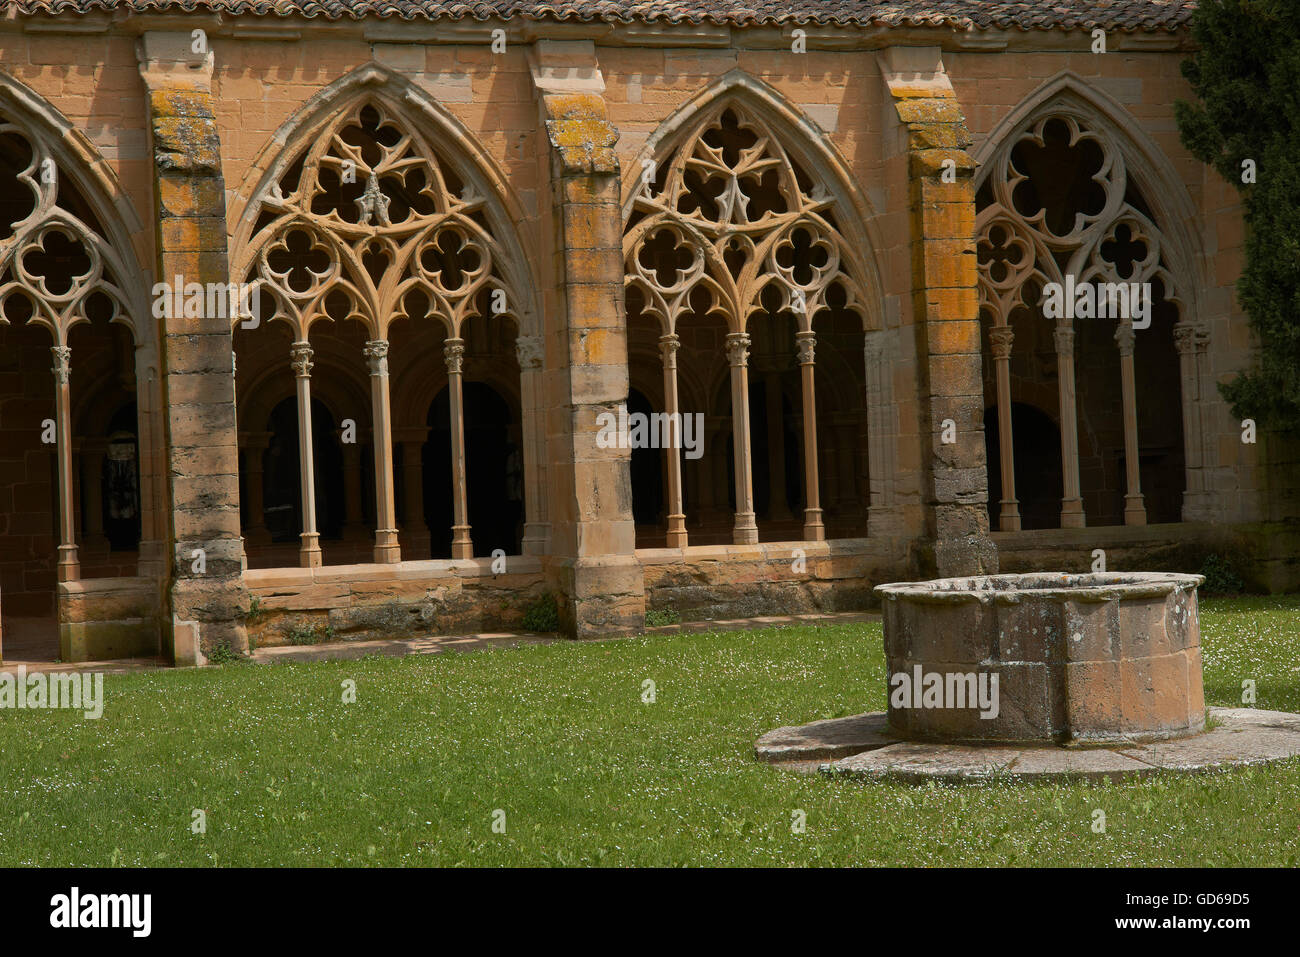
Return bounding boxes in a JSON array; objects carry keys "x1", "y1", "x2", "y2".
[
  {"x1": 425, "y1": 382, "x2": 522, "y2": 558},
  {"x1": 985, "y1": 403, "x2": 1065, "y2": 531},
  {"x1": 628, "y1": 388, "x2": 663, "y2": 528},
  {"x1": 260, "y1": 396, "x2": 345, "y2": 544}
]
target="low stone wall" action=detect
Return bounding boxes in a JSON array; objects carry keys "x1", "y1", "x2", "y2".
[
  {"x1": 243, "y1": 558, "x2": 549, "y2": 647},
  {"x1": 638, "y1": 539, "x2": 904, "y2": 622},
  {"x1": 994, "y1": 522, "x2": 1300, "y2": 594},
  {"x1": 57, "y1": 577, "x2": 161, "y2": 661}
]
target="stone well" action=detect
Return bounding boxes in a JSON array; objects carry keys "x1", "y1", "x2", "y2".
[{"x1": 874, "y1": 572, "x2": 1206, "y2": 744}]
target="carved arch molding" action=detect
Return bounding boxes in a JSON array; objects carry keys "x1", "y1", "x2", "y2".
[
  {"x1": 236, "y1": 97, "x2": 540, "y2": 567},
  {"x1": 975, "y1": 103, "x2": 1209, "y2": 530},
  {"x1": 622, "y1": 101, "x2": 876, "y2": 546}
]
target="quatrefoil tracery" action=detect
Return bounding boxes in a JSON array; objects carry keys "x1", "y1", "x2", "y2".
[
  {"x1": 0, "y1": 122, "x2": 129, "y2": 342},
  {"x1": 244, "y1": 101, "x2": 517, "y2": 340},
  {"x1": 977, "y1": 111, "x2": 1179, "y2": 322},
  {"x1": 625, "y1": 103, "x2": 868, "y2": 333}
]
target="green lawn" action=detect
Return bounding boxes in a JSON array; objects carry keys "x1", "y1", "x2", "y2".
[{"x1": 2, "y1": 595, "x2": 1299, "y2": 867}]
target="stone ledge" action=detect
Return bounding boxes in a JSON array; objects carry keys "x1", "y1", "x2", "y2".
[{"x1": 757, "y1": 708, "x2": 1300, "y2": 783}]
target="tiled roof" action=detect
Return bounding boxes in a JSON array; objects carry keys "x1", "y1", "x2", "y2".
[{"x1": 4, "y1": 1, "x2": 1199, "y2": 31}]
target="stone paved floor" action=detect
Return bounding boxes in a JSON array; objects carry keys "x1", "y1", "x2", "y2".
[{"x1": 757, "y1": 708, "x2": 1300, "y2": 783}]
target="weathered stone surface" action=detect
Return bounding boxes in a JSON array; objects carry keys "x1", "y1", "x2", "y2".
[
  {"x1": 756, "y1": 711, "x2": 896, "y2": 763},
  {"x1": 777, "y1": 708, "x2": 1300, "y2": 783},
  {"x1": 877, "y1": 572, "x2": 1206, "y2": 743}
]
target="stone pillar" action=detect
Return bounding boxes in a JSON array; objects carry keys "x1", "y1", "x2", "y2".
[
  {"x1": 725, "y1": 332, "x2": 759, "y2": 545},
  {"x1": 1174, "y1": 321, "x2": 1212, "y2": 521},
  {"x1": 659, "y1": 333, "x2": 687, "y2": 547},
  {"x1": 989, "y1": 325, "x2": 1021, "y2": 531},
  {"x1": 1115, "y1": 320, "x2": 1147, "y2": 526},
  {"x1": 364, "y1": 339, "x2": 401, "y2": 563},
  {"x1": 239, "y1": 431, "x2": 272, "y2": 545},
  {"x1": 795, "y1": 331, "x2": 824, "y2": 542},
  {"x1": 881, "y1": 46, "x2": 996, "y2": 576},
  {"x1": 52, "y1": 344, "x2": 79, "y2": 582},
  {"x1": 133, "y1": 342, "x2": 166, "y2": 580},
  {"x1": 290, "y1": 341, "x2": 322, "y2": 567},
  {"x1": 864, "y1": 331, "x2": 903, "y2": 538},
  {"x1": 529, "y1": 39, "x2": 644, "y2": 636},
  {"x1": 516, "y1": 335, "x2": 550, "y2": 554},
  {"x1": 1054, "y1": 324, "x2": 1086, "y2": 528},
  {"x1": 139, "y1": 29, "x2": 249, "y2": 663},
  {"x1": 443, "y1": 337, "x2": 473, "y2": 559}
]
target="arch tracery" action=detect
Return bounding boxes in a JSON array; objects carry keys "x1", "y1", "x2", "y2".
[
  {"x1": 976, "y1": 86, "x2": 1199, "y2": 531},
  {"x1": 624, "y1": 95, "x2": 873, "y2": 547}
]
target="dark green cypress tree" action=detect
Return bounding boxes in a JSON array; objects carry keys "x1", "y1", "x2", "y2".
[{"x1": 1176, "y1": 0, "x2": 1300, "y2": 428}]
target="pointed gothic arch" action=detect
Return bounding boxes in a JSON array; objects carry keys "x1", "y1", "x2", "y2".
[
  {"x1": 975, "y1": 72, "x2": 1208, "y2": 532},
  {"x1": 0, "y1": 74, "x2": 160, "y2": 660},
  {"x1": 230, "y1": 65, "x2": 541, "y2": 568},
  {"x1": 622, "y1": 73, "x2": 878, "y2": 548}
]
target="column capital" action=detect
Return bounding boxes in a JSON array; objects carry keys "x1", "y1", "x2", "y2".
[
  {"x1": 515, "y1": 334, "x2": 544, "y2": 371},
  {"x1": 364, "y1": 338, "x2": 389, "y2": 375},
  {"x1": 1114, "y1": 320, "x2": 1136, "y2": 357},
  {"x1": 724, "y1": 331, "x2": 751, "y2": 367},
  {"x1": 1173, "y1": 321, "x2": 1210, "y2": 355},
  {"x1": 658, "y1": 332, "x2": 680, "y2": 365},
  {"x1": 795, "y1": 329, "x2": 816, "y2": 366},
  {"x1": 989, "y1": 324, "x2": 1014, "y2": 359},
  {"x1": 290, "y1": 340, "x2": 314, "y2": 377},
  {"x1": 1053, "y1": 324, "x2": 1075, "y2": 358},
  {"x1": 444, "y1": 337, "x2": 466, "y2": 374},
  {"x1": 51, "y1": 344, "x2": 71, "y2": 384}
]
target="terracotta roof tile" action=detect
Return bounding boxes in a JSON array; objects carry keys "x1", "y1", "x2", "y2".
[{"x1": 2, "y1": 1, "x2": 1198, "y2": 31}]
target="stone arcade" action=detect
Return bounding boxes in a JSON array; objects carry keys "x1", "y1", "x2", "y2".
[{"x1": 0, "y1": 1, "x2": 1297, "y2": 664}]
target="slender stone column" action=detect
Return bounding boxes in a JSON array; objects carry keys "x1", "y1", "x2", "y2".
[
  {"x1": 515, "y1": 335, "x2": 550, "y2": 554},
  {"x1": 290, "y1": 341, "x2": 322, "y2": 567},
  {"x1": 1174, "y1": 322, "x2": 1210, "y2": 520},
  {"x1": 52, "y1": 344, "x2": 78, "y2": 582},
  {"x1": 795, "y1": 331, "x2": 824, "y2": 541},
  {"x1": 725, "y1": 331, "x2": 759, "y2": 544},
  {"x1": 989, "y1": 325, "x2": 1021, "y2": 531},
  {"x1": 443, "y1": 337, "x2": 473, "y2": 559},
  {"x1": 659, "y1": 332, "x2": 687, "y2": 547},
  {"x1": 364, "y1": 339, "x2": 400, "y2": 562},
  {"x1": 1054, "y1": 324, "x2": 1086, "y2": 528},
  {"x1": 1115, "y1": 320, "x2": 1147, "y2": 526}
]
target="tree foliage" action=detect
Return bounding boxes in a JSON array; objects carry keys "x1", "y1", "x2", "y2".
[{"x1": 1176, "y1": 0, "x2": 1300, "y2": 428}]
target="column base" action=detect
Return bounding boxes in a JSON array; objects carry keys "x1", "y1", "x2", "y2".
[
  {"x1": 1059, "y1": 500, "x2": 1086, "y2": 529},
  {"x1": 57, "y1": 545, "x2": 79, "y2": 583},
  {"x1": 998, "y1": 500, "x2": 1022, "y2": 532},
  {"x1": 732, "y1": 513, "x2": 759, "y2": 545},
  {"x1": 1124, "y1": 494, "x2": 1148, "y2": 526},
  {"x1": 802, "y1": 507, "x2": 825, "y2": 542},
  {"x1": 299, "y1": 533, "x2": 323, "y2": 568},
  {"x1": 665, "y1": 514, "x2": 688, "y2": 549},
  {"x1": 450, "y1": 526, "x2": 473, "y2": 560},
  {"x1": 373, "y1": 529, "x2": 401, "y2": 564},
  {"x1": 522, "y1": 523, "x2": 551, "y2": 555}
]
